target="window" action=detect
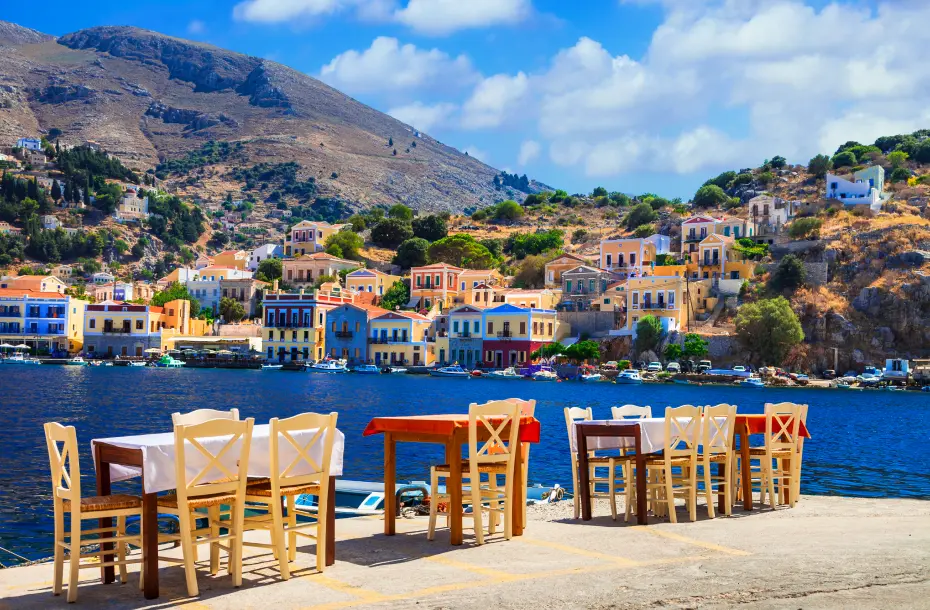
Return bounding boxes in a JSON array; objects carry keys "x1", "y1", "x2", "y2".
[
  {"x1": 632, "y1": 293, "x2": 639, "y2": 307},
  {"x1": 589, "y1": 279, "x2": 595, "y2": 292},
  {"x1": 630, "y1": 253, "x2": 636, "y2": 265},
  {"x1": 547, "y1": 322, "x2": 553, "y2": 335},
  {"x1": 435, "y1": 274, "x2": 441, "y2": 286},
  {"x1": 331, "y1": 321, "x2": 336, "y2": 332},
  {"x1": 304, "y1": 331, "x2": 310, "y2": 342},
  {"x1": 487, "y1": 322, "x2": 494, "y2": 334},
  {"x1": 136, "y1": 319, "x2": 143, "y2": 330},
  {"x1": 355, "y1": 321, "x2": 360, "y2": 332},
  {"x1": 473, "y1": 320, "x2": 479, "y2": 333},
  {"x1": 453, "y1": 321, "x2": 459, "y2": 333},
  {"x1": 461, "y1": 282, "x2": 465, "y2": 290},
  {"x1": 416, "y1": 275, "x2": 422, "y2": 287},
  {"x1": 269, "y1": 330, "x2": 273, "y2": 340},
  {"x1": 533, "y1": 321, "x2": 538, "y2": 335},
  {"x1": 566, "y1": 280, "x2": 572, "y2": 292},
  {"x1": 606, "y1": 254, "x2": 612, "y2": 267},
  {"x1": 89, "y1": 319, "x2": 96, "y2": 329},
  {"x1": 668, "y1": 291, "x2": 676, "y2": 308},
  {"x1": 519, "y1": 322, "x2": 526, "y2": 335}
]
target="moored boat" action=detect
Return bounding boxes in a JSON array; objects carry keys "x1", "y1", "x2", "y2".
[
  {"x1": 261, "y1": 363, "x2": 283, "y2": 370},
  {"x1": 65, "y1": 356, "x2": 87, "y2": 366},
  {"x1": 532, "y1": 367, "x2": 558, "y2": 382},
  {"x1": 308, "y1": 359, "x2": 348, "y2": 373},
  {"x1": 153, "y1": 354, "x2": 185, "y2": 368},
  {"x1": 740, "y1": 376, "x2": 765, "y2": 388},
  {"x1": 429, "y1": 365, "x2": 471, "y2": 378},
  {"x1": 615, "y1": 369, "x2": 643, "y2": 384},
  {"x1": 127, "y1": 360, "x2": 147, "y2": 367},
  {"x1": 488, "y1": 366, "x2": 522, "y2": 380},
  {"x1": 1, "y1": 353, "x2": 41, "y2": 365},
  {"x1": 383, "y1": 366, "x2": 407, "y2": 374},
  {"x1": 352, "y1": 364, "x2": 380, "y2": 374}
]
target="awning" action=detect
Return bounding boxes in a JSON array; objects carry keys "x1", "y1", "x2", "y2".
[{"x1": 405, "y1": 296, "x2": 421, "y2": 308}]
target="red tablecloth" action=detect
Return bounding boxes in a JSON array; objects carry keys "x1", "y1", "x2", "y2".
[
  {"x1": 363, "y1": 414, "x2": 541, "y2": 443},
  {"x1": 736, "y1": 414, "x2": 811, "y2": 438}
]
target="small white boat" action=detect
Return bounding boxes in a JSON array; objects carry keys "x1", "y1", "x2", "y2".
[
  {"x1": 308, "y1": 360, "x2": 348, "y2": 373},
  {"x1": 65, "y1": 356, "x2": 87, "y2": 366},
  {"x1": 580, "y1": 373, "x2": 602, "y2": 382},
  {"x1": 154, "y1": 355, "x2": 185, "y2": 368},
  {"x1": 385, "y1": 367, "x2": 407, "y2": 374},
  {"x1": 1, "y1": 353, "x2": 41, "y2": 365},
  {"x1": 352, "y1": 364, "x2": 381, "y2": 374},
  {"x1": 615, "y1": 370, "x2": 643, "y2": 384},
  {"x1": 740, "y1": 377, "x2": 765, "y2": 388},
  {"x1": 127, "y1": 360, "x2": 148, "y2": 367},
  {"x1": 488, "y1": 367, "x2": 523, "y2": 380},
  {"x1": 533, "y1": 367, "x2": 558, "y2": 382},
  {"x1": 102, "y1": 362, "x2": 114, "y2": 367},
  {"x1": 261, "y1": 363, "x2": 283, "y2": 370},
  {"x1": 429, "y1": 365, "x2": 471, "y2": 378}
]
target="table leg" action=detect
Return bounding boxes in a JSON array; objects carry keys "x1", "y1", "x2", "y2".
[
  {"x1": 635, "y1": 431, "x2": 647, "y2": 525},
  {"x1": 739, "y1": 423, "x2": 752, "y2": 511},
  {"x1": 447, "y1": 436, "x2": 463, "y2": 545},
  {"x1": 576, "y1": 427, "x2": 592, "y2": 521},
  {"x1": 326, "y1": 477, "x2": 336, "y2": 566},
  {"x1": 717, "y1": 461, "x2": 726, "y2": 514},
  {"x1": 94, "y1": 445, "x2": 115, "y2": 585},
  {"x1": 141, "y1": 492, "x2": 159, "y2": 600},
  {"x1": 512, "y1": 442, "x2": 525, "y2": 537},
  {"x1": 383, "y1": 434, "x2": 396, "y2": 536}
]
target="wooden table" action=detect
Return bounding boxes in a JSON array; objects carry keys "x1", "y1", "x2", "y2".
[
  {"x1": 93, "y1": 442, "x2": 337, "y2": 600},
  {"x1": 574, "y1": 421, "x2": 649, "y2": 524},
  {"x1": 363, "y1": 414, "x2": 540, "y2": 546},
  {"x1": 734, "y1": 415, "x2": 811, "y2": 510}
]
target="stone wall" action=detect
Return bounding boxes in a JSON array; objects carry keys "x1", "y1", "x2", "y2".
[
  {"x1": 761, "y1": 261, "x2": 828, "y2": 286},
  {"x1": 217, "y1": 323, "x2": 262, "y2": 337},
  {"x1": 556, "y1": 311, "x2": 619, "y2": 338}
]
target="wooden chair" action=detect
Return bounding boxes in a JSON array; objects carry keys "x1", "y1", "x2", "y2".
[
  {"x1": 645, "y1": 405, "x2": 700, "y2": 523},
  {"x1": 792, "y1": 404, "x2": 810, "y2": 504},
  {"x1": 244, "y1": 412, "x2": 338, "y2": 577},
  {"x1": 507, "y1": 399, "x2": 536, "y2": 526},
  {"x1": 172, "y1": 408, "x2": 240, "y2": 426},
  {"x1": 44, "y1": 422, "x2": 143, "y2": 603},
  {"x1": 610, "y1": 405, "x2": 652, "y2": 522},
  {"x1": 751, "y1": 403, "x2": 803, "y2": 509},
  {"x1": 156, "y1": 417, "x2": 254, "y2": 597},
  {"x1": 699, "y1": 403, "x2": 737, "y2": 518},
  {"x1": 564, "y1": 407, "x2": 626, "y2": 520},
  {"x1": 428, "y1": 400, "x2": 522, "y2": 545}
]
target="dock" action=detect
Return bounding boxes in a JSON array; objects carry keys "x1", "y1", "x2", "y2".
[{"x1": 1, "y1": 495, "x2": 928, "y2": 608}]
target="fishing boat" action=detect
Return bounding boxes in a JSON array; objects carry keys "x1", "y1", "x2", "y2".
[
  {"x1": 429, "y1": 365, "x2": 471, "y2": 378},
  {"x1": 836, "y1": 382, "x2": 851, "y2": 389},
  {"x1": 488, "y1": 366, "x2": 522, "y2": 380},
  {"x1": 615, "y1": 369, "x2": 643, "y2": 384},
  {"x1": 1, "y1": 353, "x2": 41, "y2": 365},
  {"x1": 383, "y1": 366, "x2": 407, "y2": 374},
  {"x1": 532, "y1": 367, "x2": 558, "y2": 382},
  {"x1": 740, "y1": 376, "x2": 765, "y2": 388},
  {"x1": 308, "y1": 359, "x2": 348, "y2": 373},
  {"x1": 65, "y1": 356, "x2": 87, "y2": 366},
  {"x1": 261, "y1": 363, "x2": 283, "y2": 370},
  {"x1": 352, "y1": 364, "x2": 381, "y2": 374},
  {"x1": 578, "y1": 364, "x2": 601, "y2": 382},
  {"x1": 127, "y1": 360, "x2": 148, "y2": 367},
  {"x1": 154, "y1": 354, "x2": 185, "y2": 368}
]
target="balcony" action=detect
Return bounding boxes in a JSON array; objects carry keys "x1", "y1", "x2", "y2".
[
  {"x1": 334, "y1": 330, "x2": 353, "y2": 338},
  {"x1": 102, "y1": 328, "x2": 132, "y2": 334},
  {"x1": 454, "y1": 331, "x2": 473, "y2": 338},
  {"x1": 369, "y1": 336, "x2": 409, "y2": 344},
  {"x1": 640, "y1": 302, "x2": 674, "y2": 311},
  {"x1": 496, "y1": 330, "x2": 513, "y2": 338},
  {"x1": 0, "y1": 308, "x2": 21, "y2": 316}
]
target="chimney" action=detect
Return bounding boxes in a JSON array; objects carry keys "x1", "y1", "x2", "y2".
[{"x1": 272, "y1": 279, "x2": 279, "y2": 293}]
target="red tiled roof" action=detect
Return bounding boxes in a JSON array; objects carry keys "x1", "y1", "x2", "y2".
[{"x1": 0, "y1": 288, "x2": 66, "y2": 298}]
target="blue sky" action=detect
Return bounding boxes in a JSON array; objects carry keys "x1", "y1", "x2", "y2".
[{"x1": 6, "y1": 0, "x2": 928, "y2": 199}]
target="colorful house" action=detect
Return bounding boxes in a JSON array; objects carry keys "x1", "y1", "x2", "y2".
[
  {"x1": 83, "y1": 299, "x2": 191, "y2": 357},
  {"x1": 213, "y1": 250, "x2": 250, "y2": 271},
  {"x1": 282, "y1": 252, "x2": 360, "y2": 289},
  {"x1": 620, "y1": 276, "x2": 693, "y2": 336},
  {"x1": 262, "y1": 284, "x2": 353, "y2": 362},
  {"x1": 599, "y1": 238, "x2": 657, "y2": 276},
  {"x1": 0, "y1": 275, "x2": 67, "y2": 294},
  {"x1": 368, "y1": 310, "x2": 434, "y2": 366},
  {"x1": 0, "y1": 288, "x2": 86, "y2": 354},
  {"x1": 324, "y1": 303, "x2": 387, "y2": 365},
  {"x1": 284, "y1": 221, "x2": 348, "y2": 256},
  {"x1": 409, "y1": 263, "x2": 463, "y2": 311},
  {"x1": 247, "y1": 243, "x2": 283, "y2": 271},
  {"x1": 681, "y1": 215, "x2": 749, "y2": 256},
  {"x1": 559, "y1": 265, "x2": 617, "y2": 311},
  {"x1": 220, "y1": 278, "x2": 267, "y2": 318},
  {"x1": 469, "y1": 284, "x2": 559, "y2": 310},
  {"x1": 345, "y1": 268, "x2": 402, "y2": 301},
  {"x1": 481, "y1": 304, "x2": 558, "y2": 368},
  {"x1": 544, "y1": 253, "x2": 591, "y2": 287},
  {"x1": 445, "y1": 305, "x2": 485, "y2": 368}
]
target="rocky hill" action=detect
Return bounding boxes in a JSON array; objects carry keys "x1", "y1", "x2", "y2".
[{"x1": 0, "y1": 22, "x2": 545, "y2": 214}]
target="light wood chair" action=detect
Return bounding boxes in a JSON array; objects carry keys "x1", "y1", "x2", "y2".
[
  {"x1": 564, "y1": 407, "x2": 626, "y2": 520},
  {"x1": 700, "y1": 403, "x2": 737, "y2": 518},
  {"x1": 645, "y1": 405, "x2": 700, "y2": 523},
  {"x1": 792, "y1": 404, "x2": 809, "y2": 504},
  {"x1": 156, "y1": 417, "x2": 254, "y2": 597},
  {"x1": 244, "y1": 412, "x2": 338, "y2": 577},
  {"x1": 751, "y1": 402, "x2": 803, "y2": 509},
  {"x1": 428, "y1": 400, "x2": 522, "y2": 545},
  {"x1": 610, "y1": 405, "x2": 652, "y2": 522},
  {"x1": 44, "y1": 422, "x2": 144, "y2": 603},
  {"x1": 172, "y1": 408, "x2": 240, "y2": 426},
  {"x1": 506, "y1": 399, "x2": 536, "y2": 526}
]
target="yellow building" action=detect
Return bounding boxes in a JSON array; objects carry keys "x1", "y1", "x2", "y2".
[
  {"x1": 599, "y1": 238, "x2": 656, "y2": 276},
  {"x1": 282, "y1": 252, "x2": 360, "y2": 288},
  {"x1": 544, "y1": 253, "x2": 590, "y2": 287},
  {"x1": 481, "y1": 304, "x2": 559, "y2": 368},
  {"x1": 345, "y1": 268, "x2": 402, "y2": 300},
  {"x1": 653, "y1": 234, "x2": 755, "y2": 281},
  {"x1": 469, "y1": 284, "x2": 560, "y2": 310},
  {"x1": 83, "y1": 298, "x2": 192, "y2": 357},
  {"x1": 622, "y1": 276, "x2": 691, "y2": 334},
  {"x1": 262, "y1": 284, "x2": 354, "y2": 362},
  {"x1": 213, "y1": 249, "x2": 249, "y2": 270},
  {"x1": 0, "y1": 288, "x2": 86, "y2": 354},
  {"x1": 368, "y1": 310, "x2": 435, "y2": 366},
  {"x1": 284, "y1": 221, "x2": 348, "y2": 257},
  {"x1": 0, "y1": 275, "x2": 67, "y2": 294}
]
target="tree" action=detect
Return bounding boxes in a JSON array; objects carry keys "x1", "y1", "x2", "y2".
[
  {"x1": 412, "y1": 215, "x2": 448, "y2": 241},
  {"x1": 565, "y1": 340, "x2": 600, "y2": 362},
  {"x1": 633, "y1": 224, "x2": 654, "y2": 238},
  {"x1": 682, "y1": 333, "x2": 708, "y2": 359},
  {"x1": 808, "y1": 154, "x2": 832, "y2": 178},
  {"x1": 530, "y1": 342, "x2": 566, "y2": 360},
  {"x1": 347, "y1": 214, "x2": 367, "y2": 232},
  {"x1": 387, "y1": 204, "x2": 413, "y2": 221},
  {"x1": 427, "y1": 234, "x2": 497, "y2": 268},
  {"x1": 380, "y1": 280, "x2": 409, "y2": 311},
  {"x1": 770, "y1": 155, "x2": 787, "y2": 169},
  {"x1": 220, "y1": 296, "x2": 246, "y2": 322},
  {"x1": 664, "y1": 343, "x2": 682, "y2": 362},
  {"x1": 888, "y1": 150, "x2": 908, "y2": 168},
  {"x1": 635, "y1": 315, "x2": 664, "y2": 354},
  {"x1": 692, "y1": 184, "x2": 729, "y2": 208},
  {"x1": 92, "y1": 182, "x2": 123, "y2": 214},
  {"x1": 787, "y1": 217, "x2": 823, "y2": 239},
  {"x1": 735, "y1": 296, "x2": 804, "y2": 365},
  {"x1": 324, "y1": 229, "x2": 364, "y2": 260},
  {"x1": 114, "y1": 239, "x2": 129, "y2": 254},
  {"x1": 492, "y1": 200, "x2": 524, "y2": 221},
  {"x1": 388, "y1": 137, "x2": 393, "y2": 147},
  {"x1": 512, "y1": 254, "x2": 546, "y2": 288},
  {"x1": 831, "y1": 150, "x2": 857, "y2": 168},
  {"x1": 393, "y1": 237, "x2": 429, "y2": 269},
  {"x1": 890, "y1": 167, "x2": 911, "y2": 183},
  {"x1": 703, "y1": 171, "x2": 737, "y2": 189},
  {"x1": 371, "y1": 218, "x2": 414, "y2": 248},
  {"x1": 768, "y1": 254, "x2": 807, "y2": 293},
  {"x1": 209, "y1": 231, "x2": 229, "y2": 249},
  {"x1": 592, "y1": 186, "x2": 608, "y2": 197},
  {"x1": 625, "y1": 202, "x2": 658, "y2": 230},
  {"x1": 256, "y1": 258, "x2": 282, "y2": 282},
  {"x1": 151, "y1": 282, "x2": 200, "y2": 315},
  {"x1": 50, "y1": 180, "x2": 62, "y2": 201},
  {"x1": 480, "y1": 238, "x2": 503, "y2": 258}
]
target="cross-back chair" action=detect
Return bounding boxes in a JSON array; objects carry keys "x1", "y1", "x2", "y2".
[
  {"x1": 700, "y1": 403, "x2": 737, "y2": 518},
  {"x1": 564, "y1": 407, "x2": 626, "y2": 520},
  {"x1": 610, "y1": 404, "x2": 652, "y2": 521},
  {"x1": 645, "y1": 405, "x2": 701, "y2": 523},
  {"x1": 172, "y1": 408, "x2": 240, "y2": 426},
  {"x1": 751, "y1": 402, "x2": 803, "y2": 509}
]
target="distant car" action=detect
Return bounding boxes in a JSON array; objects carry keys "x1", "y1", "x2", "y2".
[
  {"x1": 602, "y1": 361, "x2": 618, "y2": 371},
  {"x1": 697, "y1": 360, "x2": 712, "y2": 373},
  {"x1": 666, "y1": 362, "x2": 681, "y2": 373},
  {"x1": 634, "y1": 361, "x2": 647, "y2": 371},
  {"x1": 733, "y1": 365, "x2": 746, "y2": 373},
  {"x1": 822, "y1": 369, "x2": 836, "y2": 379},
  {"x1": 646, "y1": 362, "x2": 663, "y2": 373}
]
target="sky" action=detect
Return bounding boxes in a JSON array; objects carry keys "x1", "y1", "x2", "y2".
[{"x1": 6, "y1": 0, "x2": 930, "y2": 199}]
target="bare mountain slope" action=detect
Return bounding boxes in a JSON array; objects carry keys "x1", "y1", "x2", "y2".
[{"x1": 0, "y1": 22, "x2": 543, "y2": 212}]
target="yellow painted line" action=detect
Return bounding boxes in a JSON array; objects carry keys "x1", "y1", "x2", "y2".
[
  {"x1": 518, "y1": 538, "x2": 640, "y2": 565},
  {"x1": 423, "y1": 554, "x2": 519, "y2": 579},
  {"x1": 630, "y1": 527, "x2": 751, "y2": 556},
  {"x1": 306, "y1": 574, "x2": 387, "y2": 604}
]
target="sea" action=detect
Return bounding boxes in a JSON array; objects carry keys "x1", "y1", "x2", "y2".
[{"x1": 1, "y1": 365, "x2": 929, "y2": 565}]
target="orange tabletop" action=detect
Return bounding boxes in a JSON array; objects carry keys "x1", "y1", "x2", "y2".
[
  {"x1": 363, "y1": 414, "x2": 541, "y2": 443},
  {"x1": 735, "y1": 414, "x2": 811, "y2": 438}
]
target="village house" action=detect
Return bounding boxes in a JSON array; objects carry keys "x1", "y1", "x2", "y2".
[
  {"x1": 680, "y1": 215, "x2": 749, "y2": 256},
  {"x1": 42, "y1": 215, "x2": 61, "y2": 231},
  {"x1": 92, "y1": 272, "x2": 115, "y2": 286},
  {"x1": 617, "y1": 275, "x2": 693, "y2": 337},
  {"x1": 748, "y1": 195, "x2": 795, "y2": 244},
  {"x1": 599, "y1": 238, "x2": 657, "y2": 277},
  {"x1": 213, "y1": 250, "x2": 250, "y2": 271},
  {"x1": 219, "y1": 278, "x2": 267, "y2": 318},
  {"x1": 50, "y1": 265, "x2": 73, "y2": 280},
  {"x1": 184, "y1": 266, "x2": 253, "y2": 315},
  {"x1": 544, "y1": 253, "x2": 590, "y2": 287},
  {"x1": 345, "y1": 268, "x2": 401, "y2": 300},
  {"x1": 481, "y1": 304, "x2": 558, "y2": 369},
  {"x1": 655, "y1": 234, "x2": 755, "y2": 282},
  {"x1": 443, "y1": 305, "x2": 485, "y2": 368},
  {"x1": 113, "y1": 189, "x2": 150, "y2": 223},
  {"x1": 469, "y1": 284, "x2": 560, "y2": 310},
  {"x1": 92, "y1": 282, "x2": 136, "y2": 303},
  {"x1": 368, "y1": 310, "x2": 435, "y2": 367},
  {"x1": 645, "y1": 234, "x2": 672, "y2": 255},
  {"x1": 409, "y1": 264, "x2": 500, "y2": 311},
  {"x1": 825, "y1": 166, "x2": 885, "y2": 212},
  {"x1": 0, "y1": 288, "x2": 87, "y2": 354},
  {"x1": 262, "y1": 283, "x2": 353, "y2": 362},
  {"x1": 16, "y1": 137, "x2": 42, "y2": 151},
  {"x1": 283, "y1": 220, "x2": 348, "y2": 256},
  {"x1": 1, "y1": 275, "x2": 68, "y2": 294},
  {"x1": 559, "y1": 265, "x2": 617, "y2": 311},
  {"x1": 156, "y1": 267, "x2": 201, "y2": 291},
  {"x1": 324, "y1": 302, "x2": 388, "y2": 365},
  {"x1": 247, "y1": 244, "x2": 283, "y2": 271},
  {"x1": 282, "y1": 252, "x2": 361, "y2": 289},
  {"x1": 83, "y1": 299, "x2": 193, "y2": 358},
  {"x1": 0, "y1": 221, "x2": 21, "y2": 235},
  {"x1": 194, "y1": 254, "x2": 213, "y2": 270}
]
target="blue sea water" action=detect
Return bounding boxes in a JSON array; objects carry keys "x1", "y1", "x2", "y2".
[{"x1": 1, "y1": 366, "x2": 929, "y2": 564}]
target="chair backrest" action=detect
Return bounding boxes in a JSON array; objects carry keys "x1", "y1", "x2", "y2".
[
  {"x1": 506, "y1": 398, "x2": 536, "y2": 418},
  {"x1": 44, "y1": 422, "x2": 80, "y2": 504},
  {"x1": 173, "y1": 417, "x2": 254, "y2": 503},
  {"x1": 702, "y1": 403, "x2": 736, "y2": 456},
  {"x1": 611, "y1": 404, "x2": 652, "y2": 419},
  {"x1": 663, "y1": 404, "x2": 701, "y2": 459},
  {"x1": 270, "y1": 412, "x2": 338, "y2": 491},
  {"x1": 172, "y1": 408, "x2": 240, "y2": 426},
  {"x1": 564, "y1": 406, "x2": 592, "y2": 455},
  {"x1": 764, "y1": 402, "x2": 803, "y2": 453},
  {"x1": 468, "y1": 400, "x2": 521, "y2": 467},
  {"x1": 796, "y1": 403, "x2": 809, "y2": 455}
]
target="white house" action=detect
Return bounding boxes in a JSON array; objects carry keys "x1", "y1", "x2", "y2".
[
  {"x1": 16, "y1": 137, "x2": 42, "y2": 151},
  {"x1": 247, "y1": 244, "x2": 283, "y2": 271},
  {"x1": 113, "y1": 189, "x2": 150, "y2": 222},
  {"x1": 42, "y1": 215, "x2": 61, "y2": 230},
  {"x1": 92, "y1": 272, "x2": 115, "y2": 285},
  {"x1": 884, "y1": 358, "x2": 909, "y2": 380},
  {"x1": 826, "y1": 166, "x2": 885, "y2": 212},
  {"x1": 645, "y1": 234, "x2": 671, "y2": 255}
]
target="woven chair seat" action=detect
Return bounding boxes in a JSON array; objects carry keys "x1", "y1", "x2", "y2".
[
  {"x1": 245, "y1": 482, "x2": 320, "y2": 497},
  {"x1": 157, "y1": 491, "x2": 238, "y2": 509},
  {"x1": 63, "y1": 494, "x2": 142, "y2": 512},
  {"x1": 748, "y1": 447, "x2": 793, "y2": 458},
  {"x1": 433, "y1": 461, "x2": 508, "y2": 474},
  {"x1": 645, "y1": 455, "x2": 694, "y2": 466},
  {"x1": 703, "y1": 453, "x2": 730, "y2": 463}
]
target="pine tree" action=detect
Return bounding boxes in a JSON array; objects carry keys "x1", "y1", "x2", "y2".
[
  {"x1": 393, "y1": 149, "x2": 397, "y2": 156},
  {"x1": 388, "y1": 137, "x2": 393, "y2": 147},
  {"x1": 27, "y1": 177, "x2": 38, "y2": 199},
  {"x1": 51, "y1": 180, "x2": 61, "y2": 201}
]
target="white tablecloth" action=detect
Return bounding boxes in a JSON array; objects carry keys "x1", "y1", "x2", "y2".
[
  {"x1": 92, "y1": 424, "x2": 345, "y2": 494},
  {"x1": 571, "y1": 417, "x2": 727, "y2": 454}
]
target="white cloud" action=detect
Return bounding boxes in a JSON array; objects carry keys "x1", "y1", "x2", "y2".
[
  {"x1": 320, "y1": 37, "x2": 477, "y2": 94},
  {"x1": 461, "y1": 72, "x2": 529, "y2": 129},
  {"x1": 517, "y1": 140, "x2": 541, "y2": 166},
  {"x1": 394, "y1": 0, "x2": 531, "y2": 35},
  {"x1": 186, "y1": 20, "x2": 206, "y2": 35},
  {"x1": 388, "y1": 102, "x2": 458, "y2": 132},
  {"x1": 462, "y1": 146, "x2": 489, "y2": 162},
  {"x1": 233, "y1": 0, "x2": 348, "y2": 22}
]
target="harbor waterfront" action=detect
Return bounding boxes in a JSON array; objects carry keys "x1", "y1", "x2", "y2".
[{"x1": 2, "y1": 366, "x2": 929, "y2": 566}]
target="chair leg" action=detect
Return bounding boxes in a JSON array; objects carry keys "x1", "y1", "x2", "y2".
[
  {"x1": 503, "y1": 470, "x2": 514, "y2": 541},
  {"x1": 724, "y1": 457, "x2": 733, "y2": 517},
  {"x1": 609, "y1": 460, "x2": 618, "y2": 521},
  {"x1": 688, "y1": 464, "x2": 698, "y2": 522},
  {"x1": 138, "y1": 519, "x2": 145, "y2": 592},
  {"x1": 207, "y1": 506, "x2": 220, "y2": 576},
  {"x1": 488, "y1": 475, "x2": 498, "y2": 536},
  {"x1": 663, "y1": 468, "x2": 677, "y2": 524},
  {"x1": 704, "y1": 461, "x2": 715, "y2": 519},
  {"x1": 427, "y1": 468, "x2": 439, "y2": 541},
  {"x1": 766, "y1": 459, "x2": 777, "y2": 511},
  {"x1": 271, "y1": 494, "x2": 289, "y2": 580},
  {"x1": 287, "y1": 495, "x2": 297, "y2": 562},
  {"x1": 470, "y1": 474, "x2": 484, "y2": 545},
  {"x1": 67, "y1": 515, "x2": 81, "y2": 603},
  {"x1": 52, "y1": 505, "x2": 64, "y2": 596},
  {"x1": 624, "y1": 463, "x2": 634, "y2": 523},
  {"x1": 177, "y1": 510, "x2": 199, "y2": 597},
  {"x1": 117, "y1": 516, "x2": 128, "y2": 583},
  {"x1": 231, "y1": 502, "x2": 245, "y2": 587}
]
